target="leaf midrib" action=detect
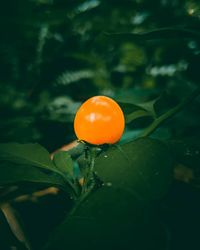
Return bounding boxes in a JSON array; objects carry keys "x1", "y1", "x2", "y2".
[{"x1": 0, "y1": 151, "x2": 66, "y2": 179}]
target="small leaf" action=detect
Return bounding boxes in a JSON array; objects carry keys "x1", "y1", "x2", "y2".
[
  {"x1": 138, "y1": 98, "x2": 158, "y2": 117},
  {"x1": 125, "y1": 109, "x2": 153, "y2": 124},
  {"x1": 118, "y1": 101, "x2": 155, "y2": 124},
  {"x1": 118, "y1": 102, "x2": 145, "y2": 115},
  {"x1": 53, "y1": 151, "x2": 74, "y2": 179},
  {"x1": 67, "y1": 143, "x2": 85, "y2": 159}
]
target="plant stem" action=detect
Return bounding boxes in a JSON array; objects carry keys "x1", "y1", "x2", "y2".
[
  {"x1": 139, "y1": 87, "x2": 200, "y2": 138},
  {"x1": 1, "y1": 203, "x2": 32, "y2": 250},
  {"x1": 69, "y1": 146, "x2": 100, "y2": 216}
]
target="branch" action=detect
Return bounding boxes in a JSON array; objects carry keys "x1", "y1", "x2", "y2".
[
  {"x1": 1, "y1": 203, "x2": 32, "y2": 250},
  {"x1": 139, "y1": 87, "x2": 200, "y2": 138}
]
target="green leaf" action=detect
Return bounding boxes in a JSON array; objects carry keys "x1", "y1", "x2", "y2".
[
  {"x1": 95, "y1": 137, "x2": 173, "y2": 200},
  {"x1": 45, "y1": 186, "x2": 165, "y2": 250},
  {"x1": 118, "y1": 102, "x2": 145, "y2": 115},
  {"x1": 118, "y1": 101, "x2": 154, "y2": 124},
  {"x1": 65, "y1": 142, "x2": 85, "y2": 159},
  {"x1": 0, "y1": 161, "x2": 67, "y2": 191},
  {"x1": 0, "y1": 143, "x2": 77, "y2": 198},
  {"x1": 45, "y1": 138, "x2": 173, "y2": 250},
  {"x1": 53, "y1": 151, "x2": 74, "y2": 179},
  {"x1": 153, "y1": 91, "x2": 179, "y2": 116},
  {"x1": 0, "y1": 143, "x2": 55, "y2": 172},
  {"x1": 125, "y1": 109, "x2": 152, "y2": 124},
  {"x1": 138, "y1": 98, "x2": 158, "y2": 117}
]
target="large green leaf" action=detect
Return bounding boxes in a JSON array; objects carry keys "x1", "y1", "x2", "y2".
[
  {"x1": 45, "y1": 138, "x2": 173, "y2": 250},
  {"x1": 0, "y1": 143, "x2": 77, "y2": 197},
  {"x1": 0, "y1": 161, "x2": 68, "y2": 192},
  {"x1": 95, "y1": 137, "x2": 173, "y2": 200},
  {"x1": 45, "y1": 186, "x2": 165, "y2": 250},
  {"x1": 0, "y1": 143, "x2": 55, "y2": 172}
]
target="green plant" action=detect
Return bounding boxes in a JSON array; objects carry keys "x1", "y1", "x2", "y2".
[
  {"x1": 1, "y1": 1, "x2": 200, "y2": 249},
  {"x1": 0, "y1": 86, "x2": 199, "y2": 250}
]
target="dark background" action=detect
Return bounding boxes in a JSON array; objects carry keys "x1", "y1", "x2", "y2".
[
  {"x1": 0, "y1": 0, "x2": 200, "y2": 150},
  {"x1": 0, "y1": 0, "x2": 200, "y2": 249}
]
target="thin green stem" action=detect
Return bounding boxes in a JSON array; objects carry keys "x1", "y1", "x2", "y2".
[
  {"x1": 68, "y1": 145, "x2": 99, "y2": 217},
  {"x1": 139, "y1": 87, "x2": 200, "y2": 138}
]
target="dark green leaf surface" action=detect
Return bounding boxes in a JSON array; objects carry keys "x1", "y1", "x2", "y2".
[
  {"x1": 118, "y1": 101, "x2": 154, "y2": 124},
  {"x1": 138, "y1": 98, "x2": 158, "y2": 117},
  {"x1": 0, "y1": 143, "x2": 76, "y2": 196},
  {"x1": 95, "y1": 137, "x2": 173, "y2": 200},
  {"x1": 45, "y1": 138, "x2": 173, "y2": 250},
  {"x1": 45, "y1": 186, "x2": 165, "y2": 250},
  {"x1": 53, "y1": 151, "x2": 74, "y2": 179},
  {"x1": 118, "y1": 102, "x2": 145, "y2": 115},
  {"x1": 0, "y1": 161, "x2": 67, "y2": 191},
  {"x1": 0, "y1": 143, "x2": 55, "y2": 172}
]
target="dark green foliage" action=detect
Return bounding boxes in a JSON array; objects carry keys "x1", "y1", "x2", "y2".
[
  {"x1": 0, "y1": 143, "x2": 56, "y2": 172},
  {"x1": 119, "y1": 101, "x2": 154, "y2": 124},
  {"x1": 45, "y1": 138, "x2": 173, "y2": 250},
  {"x1": 168, "y1": 136, "x2": 200, "y2": 169},
  {"x1": 0, "y1": 143, "x2": 78, "y2": 198},
  {"x1": 53, "y1": 151, "x2": 74, "y2": 179},
  {"x1": 95, "y1": 138, "x2": 173, "y2": 200},
  {"x1": 45, "y1": 187, "x2": 164, "y2": 250},
  {"x1": 0, "y1": 0, "x2": 200, "y2": 249}
]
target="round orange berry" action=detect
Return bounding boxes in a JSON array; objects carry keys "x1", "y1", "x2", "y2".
[{"x1": 74, "y1": 96, "x2": 125, "y2": 145}]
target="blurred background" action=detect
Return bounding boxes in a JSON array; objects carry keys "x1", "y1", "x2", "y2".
[
  {"x1": 0, "y1": 1, "x2": 200, "y2": 250},
  {"x1": 0, "y1": 0, "x2": 200, "y2": 151}
]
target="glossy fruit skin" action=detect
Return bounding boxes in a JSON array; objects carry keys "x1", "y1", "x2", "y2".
[{"x1": 74, "y1": 96, "x2": 125, "y2": 145}]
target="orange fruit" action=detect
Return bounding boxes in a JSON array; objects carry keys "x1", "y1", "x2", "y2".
[{"x1": 74, "y1": 96, "x2": 125, "y2": 145}]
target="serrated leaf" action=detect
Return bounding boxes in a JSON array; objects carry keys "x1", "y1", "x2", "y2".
[{"x1": 53, "y1": 151, "x2": 74, "y2": 179}]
